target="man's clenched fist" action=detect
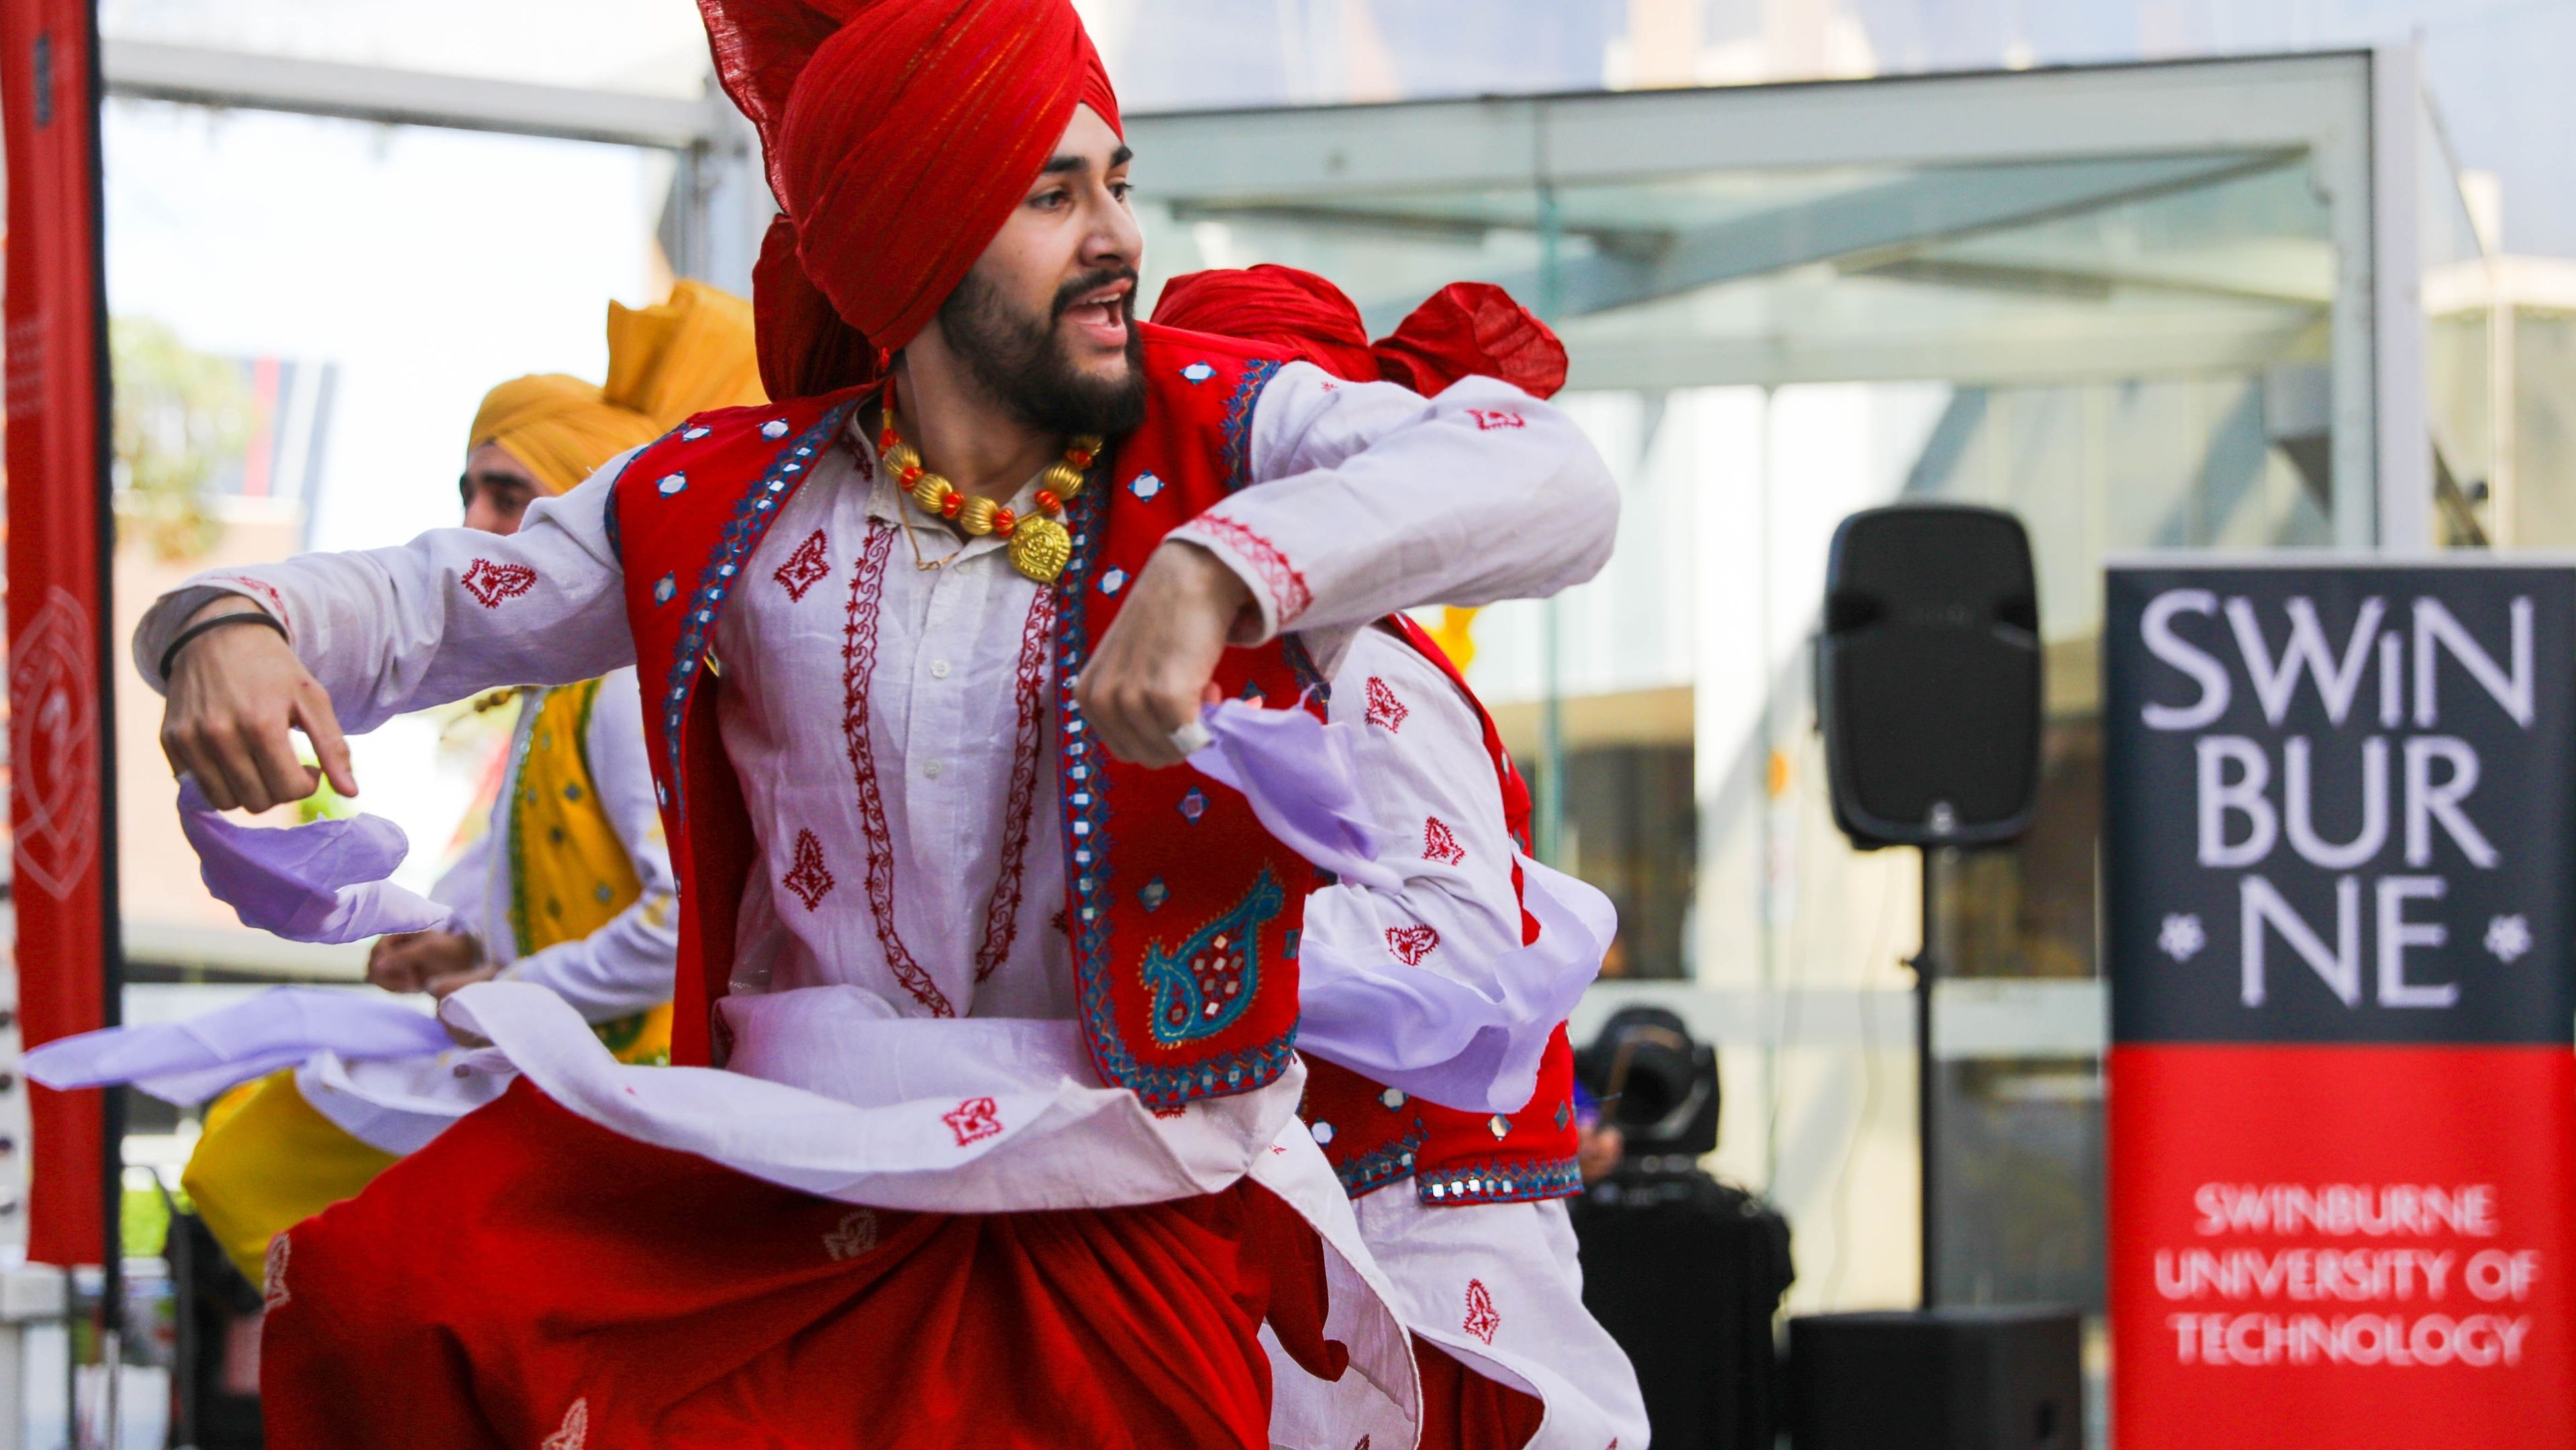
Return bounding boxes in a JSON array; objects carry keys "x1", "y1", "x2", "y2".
[{"x1": 1075, "y1": 540, "x2": 1258, "y2": 768}]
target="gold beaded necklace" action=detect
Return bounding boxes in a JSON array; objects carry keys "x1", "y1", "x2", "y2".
[{"x1": 878, "y1": 377, "x2": 1101, "y2": 585}]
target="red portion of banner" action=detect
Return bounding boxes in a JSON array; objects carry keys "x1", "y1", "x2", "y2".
[
  {"x1": 2111, "y1": 1044, "x2": 2576, "y2": 1449},
  {"x1": 3, "y1": 1, "x2": 112, "y2": 1267}
]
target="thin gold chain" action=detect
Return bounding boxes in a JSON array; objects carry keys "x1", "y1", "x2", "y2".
[{"x1": 899, "y1": 507, "x2": 962, "y2": 571}]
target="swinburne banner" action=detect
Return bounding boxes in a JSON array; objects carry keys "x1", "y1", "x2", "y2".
[
  {"x1": 2106, "y1": 561, "x2": 2576, "y2": 1447},
  {"x1": 3, "y1": 0, "x2": 115, "y2": 1266}
]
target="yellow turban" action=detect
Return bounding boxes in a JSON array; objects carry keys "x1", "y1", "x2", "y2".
[{"x1": 468, "y1": 280, "x2": 766, "y2": 495}]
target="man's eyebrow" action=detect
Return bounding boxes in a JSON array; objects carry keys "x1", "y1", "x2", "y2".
[{"x1": 1041, "y1": 146, "x2": 1130, "y2": 177}]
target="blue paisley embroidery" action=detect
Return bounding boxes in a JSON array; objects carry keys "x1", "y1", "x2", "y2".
[{"x1": 1140, "y1": 868, "x2": 1285, "y2": 1047}]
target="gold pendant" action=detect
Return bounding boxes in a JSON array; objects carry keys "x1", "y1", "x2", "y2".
[{"x1": 1008, "y1": 514, "x2": 1073, "y2": 584}]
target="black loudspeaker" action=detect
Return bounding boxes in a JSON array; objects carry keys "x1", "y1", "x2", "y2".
[
  {"x1": 1787, "y1": 1309, "x2": 2082, "y2": 1450},
  {"x1": 1818, "y1": 503, "x2": 2041, "y2": 848}
]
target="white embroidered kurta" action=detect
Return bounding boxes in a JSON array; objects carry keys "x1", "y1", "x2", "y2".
[
  {"x1": 429, "y1": 667, "x2": 677, "y2": 1022},
  {"x1": 135, "y1": 363, "x2": 1623, "y2": 1445}
]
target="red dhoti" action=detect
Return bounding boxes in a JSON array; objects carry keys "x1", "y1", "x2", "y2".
[
  {"x1": 261, "y1": 1079, "x2": 1340, "y2": 1449},
  {"x1": 1415, "y1": 1339, "x2": 1548, "y2": 1450}
]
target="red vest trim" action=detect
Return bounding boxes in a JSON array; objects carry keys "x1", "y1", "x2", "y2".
[
  {"x1": 611, "y1": 328, "x2": 1328, "y2": 1109},
  {"x1": 1055, "y1": 330, "x2": 1324, "y2": 1106}
]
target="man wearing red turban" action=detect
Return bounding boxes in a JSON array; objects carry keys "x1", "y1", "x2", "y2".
[{"x1": 136, "y1": 1, "x2": 1625, "y2": 1445}]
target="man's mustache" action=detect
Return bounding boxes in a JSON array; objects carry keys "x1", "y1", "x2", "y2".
[{"x1": 1052, "y1": 267, "x2": 1140, "y2": 323}]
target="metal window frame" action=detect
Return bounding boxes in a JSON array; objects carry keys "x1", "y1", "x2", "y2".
[{"x1": 1130, "y1": 49, "x2": 2421, "y2": 548}]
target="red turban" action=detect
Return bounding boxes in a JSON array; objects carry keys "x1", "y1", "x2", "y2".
[
  {"x1": 1150, "y1": 265, "x2": 1383, "y2": 381},
  {"x1": 699, "y1": 0, "x2": 1122, "y2": 398},
  {"x1": 1374, "y1": 282, "x2": 1569, "y2": 400},
  {"x1": 1152, "y1": 265, "x2": 1568, "y2": 400}
]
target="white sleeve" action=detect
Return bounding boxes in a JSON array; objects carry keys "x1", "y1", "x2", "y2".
[
  {"x1": 496, "y1": 670, "x2": 679, "y2": 1022},
  {"x1": 1290, "y1": 627, "x2": 1611, "y2": 1112},
  {"x1": 1298, "y1": 628, "x2": 1529, "y2": 981},
  {"x1": 130, "y1": 452, "x2": 643, "y2": 734},
  {"x1": 1167, "y1": 362, "x2": 1618, "y2": 655}
]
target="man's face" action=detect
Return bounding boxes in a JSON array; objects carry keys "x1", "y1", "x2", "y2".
[
  {"x1": 460, "y1": 443, "x2": 542, "y2": 536},
  {"x1": 935, "y1": 104, "x2": 1146, "y2": 436}
]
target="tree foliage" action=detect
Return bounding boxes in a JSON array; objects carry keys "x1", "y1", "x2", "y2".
[{"x1": 111, "y1": 316, "x2": 251, "y2": 561}]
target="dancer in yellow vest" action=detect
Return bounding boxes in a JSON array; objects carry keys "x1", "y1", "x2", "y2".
[{"x1": 181, "y1": 281, "x2": 764, "y2": 1284}]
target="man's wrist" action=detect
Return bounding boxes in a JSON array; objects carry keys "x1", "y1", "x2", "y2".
[
  {"x1": 1155, "y1": 538, "x2": 1264, "y2": 643},
  {"x1": 158, "y1": 607, "x2": 289, "y2": 683},
  {"x1": 186, "y1": 596, "x2": 268, "y2": 628}
]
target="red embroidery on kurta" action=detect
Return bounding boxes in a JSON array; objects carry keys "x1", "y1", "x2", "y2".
[
  {"x1": 774, "y1": 528, "x2": 830, "y2": 601},
  {"x1": 262, "y1": 1235, "x2": 291, "y2": 1310},
  {"x1": 1387, "y1": 924, "x2": 1440, "y2": 966},
  {"x1": 460, "y1": 559, "x2": 536, "y2": 608},
  {"x1": 541, "y1": 1398, "x2": 589, "y2": 1450},
  {"x1": 1422, "y1": 817, "x2": 1465, "y2": 865},
  {"x1": 842, "y1": 523, "x2": 955, "y2": 1016},
  {"x1": 975, "y1": 589, "x2": 1053, "y2": 983},
  {"x1": 1365, "y1": 677, "x2": 1409, "y2": 733},
  {"x1": 824, "y1": 1208, "x2": 880, "y2": 1261},
  {"x1": 1468, "y1": 408, "x2": 1525, "y2": 431},
  {"x1": 944, "y1": 1096, "x2": 1003, "y2": 1146},
  {"x1": 1463, "y1": 1279, "x2": 1500, "y2": 1343},
  {"x1": 1185, "y1": 514, "x2": 1313, "y2": 624},
  {"x1": 840, "y1": 524, "x2": 1049, "y2": 1012},
  {"x1": 783, "y1": 829, "x2": 834, "y2": 911},
  {"x1": 210, "y1": 576, "x2": 293, "y2": 633}
]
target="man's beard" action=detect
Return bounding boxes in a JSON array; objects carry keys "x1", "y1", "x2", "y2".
[{"x1": 936, "y1": 266, "x2": 1147, "y2": 438}]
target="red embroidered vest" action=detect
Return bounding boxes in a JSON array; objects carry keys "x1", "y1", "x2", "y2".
[
  {"x1": 608, "y1": 326, "x2": 1328, "y2": 1108},
  {"x1": 1298, "y1": 616, "x2": 1583, "y2": 1207}
]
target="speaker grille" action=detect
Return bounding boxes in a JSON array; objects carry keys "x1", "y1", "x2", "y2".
[{"x1": 1820, "y1": 505, "x2": 2042, "y2": 848}]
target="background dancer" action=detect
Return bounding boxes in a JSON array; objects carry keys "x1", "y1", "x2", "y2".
[
  {"x1": 179, "y1": 280, "x2": 759, "y2": 1287},
  {"x1": 136, "y1": 3, "x2": 1620, "y2": 1445},
  {"x1": 1157, "y1": 263, "x2": 1650, "y2": 1450}
]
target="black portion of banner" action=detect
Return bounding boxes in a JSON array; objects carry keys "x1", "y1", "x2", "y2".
[{"x1": 2106, "y1": 565, "x2": 2576, "y2": 1045}]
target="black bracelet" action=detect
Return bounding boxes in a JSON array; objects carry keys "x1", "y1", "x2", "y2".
[{"x1": 158, "y1": 609, "x2": 289, "y2": 682}]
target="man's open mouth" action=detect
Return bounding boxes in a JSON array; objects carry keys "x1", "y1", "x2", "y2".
[{"x1": 1059, "y1": 276, "x2": 1134, "y2": 346}]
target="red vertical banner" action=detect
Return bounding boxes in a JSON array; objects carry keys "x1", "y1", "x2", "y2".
[
  {"x1": 2106, "y1": 564, "x2": 2576, "y2": 1447},
  {"x1": 2, "y1": 0, "x2": 115, "y2": 1268}
]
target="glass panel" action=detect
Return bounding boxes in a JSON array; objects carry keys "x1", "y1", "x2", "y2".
[
  {"x1": 2513, "y1": 309, "x2": 2576, "y2": 546},
  {"x1": 2421, "y1": 100, "x2": 2495, "y2": 546},
  {"x1": 2428, "y1": 308, "x2": 2493, "y2": 545}
]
